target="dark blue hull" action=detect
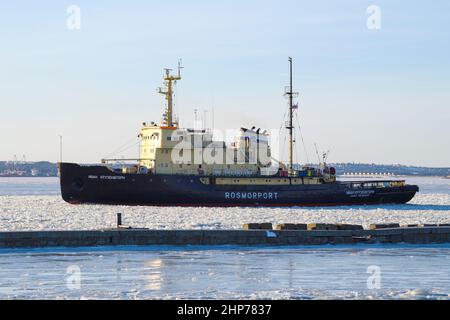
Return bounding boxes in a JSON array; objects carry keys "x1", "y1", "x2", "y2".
[{"x1": 59, "y1": 163, "x2": 419, "y2": 207}]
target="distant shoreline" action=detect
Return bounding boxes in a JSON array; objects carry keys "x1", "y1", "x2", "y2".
[
  {"x1": 1, "y1": 161, "x2": 449, "y2": 178},
  {"x1": 0, "y1": 175, "x2": 58, "y2": 178},
  {"x1": 0, "y1": 175, "x2": 449, "y2": 179}
]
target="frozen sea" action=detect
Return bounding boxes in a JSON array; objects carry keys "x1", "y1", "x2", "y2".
[{"x1": 0, "y1": 176, "x2": 450, "y2": 299}]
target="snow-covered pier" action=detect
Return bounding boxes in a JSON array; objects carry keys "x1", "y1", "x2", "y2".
[{"x1": 1, "y1": 226, "x2": 450, "y2": 249}]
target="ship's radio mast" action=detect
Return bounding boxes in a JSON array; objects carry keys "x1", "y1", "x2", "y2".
[
  {"x1": 158, "y1": 60, "x2": 183, "y2": 127},
  {"x1": 285, "y1": 57, "x2": 298, "y2": 176}
]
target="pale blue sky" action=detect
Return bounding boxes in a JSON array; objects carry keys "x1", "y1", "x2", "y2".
[{"x1": 0, "y1": 1, "x2": 449, "y2": 166}]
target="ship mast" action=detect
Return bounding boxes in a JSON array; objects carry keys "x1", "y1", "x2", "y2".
[
  {"x1": 158, "y1": 60, "x2": 183, "y2": 127},
  {"x1": 285, "y1": 57, "x2": 297, "y2": 176}
]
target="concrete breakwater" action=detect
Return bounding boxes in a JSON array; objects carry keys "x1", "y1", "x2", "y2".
[{"x1": 1, "y1": 226, "x2": 450, "y2": 249}]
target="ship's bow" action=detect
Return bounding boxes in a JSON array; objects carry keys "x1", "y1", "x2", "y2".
[{"x1": 59, "y1": 163, "x2": 84, "y2": 204}]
